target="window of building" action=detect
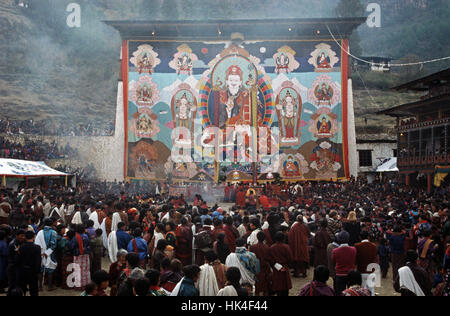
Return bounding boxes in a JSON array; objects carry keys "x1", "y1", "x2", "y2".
[
  {"x1": 393, "y1": 149, "x2": 398, "y2": 157},
  {"x1": 359, "y1": 150, "x2": 373, "y2": 167}
]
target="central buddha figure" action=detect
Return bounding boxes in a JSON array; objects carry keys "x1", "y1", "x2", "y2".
[{"x1": 216, "y1": 65, "x2": 250, "y2": 129}]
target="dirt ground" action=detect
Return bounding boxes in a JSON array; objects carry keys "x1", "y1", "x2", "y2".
[{"x1": 34, "y1": 256, "x2": 399, "y2": 296}]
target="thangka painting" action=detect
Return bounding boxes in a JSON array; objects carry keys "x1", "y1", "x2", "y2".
[{"x1": 123, "y1": 39, "x2": 349, "y2": 182}]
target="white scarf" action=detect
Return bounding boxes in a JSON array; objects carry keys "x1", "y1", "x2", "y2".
[
  {"x1": 50, "y1": 207, "x2": 63, "y2": 220},
  {"x1": 43, "y1": 203, "x2": 51, "y2": 217},
  {"x1": 67, "y1": 204, "x2": 75, "y2": 216},
  {"x1": 71, "y1": 212, "x2": 83, "y2": 225},
  {"x1": 225, "y1": 253, "x2": 256, "y2": 286},
  {"x1": 170, "y1": 277, "x2": 185, "y2": 296},
  {"x1": 107, "y1": 230, "x2": 118, "y2": 263},
  {"x1": 198, "y1": 264, "x2": 219, "y2": 296},
  {"x1": 35, "y1": 230, "x2": 57, "y2": 270},
  {"x1": 217, "y1": 285, "x2": 238, "y2": 297},
  {"x1": 153, "y1": 232, "x2": 164, "y2": 255},
  {"x1": 101, "y1": 218, "x2": 108, "y2": 249},
  {"x1": 247, "y1": 229, "x2": 261, "y2": 247},
  {"x1": 398, "y1": 266, "x2": 425, "y2": 296},
  {"x1": 89, "y1": 211, "x2": 100, "y2": 229},
  {"x1": 112, "y1": 212, "x2": 122, "y2": 232},
  {"x1": 237, "y1": 224, "x2": 247, "y2": 238}
]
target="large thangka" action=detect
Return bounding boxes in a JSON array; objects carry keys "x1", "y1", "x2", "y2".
[{"x1": 124, "y1": 40, "x2": 349, "y2": 182}]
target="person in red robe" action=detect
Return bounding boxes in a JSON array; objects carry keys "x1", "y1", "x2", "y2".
[
  {"x1": 223, "y1": 216, "x2": 239, "y2": 252},
  {"x1": 288, "y1": 215, "x2": 310, "y2": 278},
  {"x1": 224, "y1": 185, "x2": 231, "y2": 203},
  {"x1": 269, "y1": 196, "x2": 280, "y2": 209},
  {"x1": 259, "y1": 193, "x2": 270, "y2": 211},
  {"x1": 263, "y1": 228, "x2": 274, "y2": 247},
  {"x1": 213, "y1": 218, "x2": 225, "y2": 240},
  {"x1": 313, "y1": 220, "x2": 332, "y2": 267},
  {"x1": 193, "y1": 195, "x2": 201, "y2": 207},
  {"x1": 175, "y1": 217, "x2": 193, "y2": 266},
  {"x1": 269, "y1": 232, "x2": 294, "y2": 296},
  {"x1": 264, "y1": 212, "x2": 281, "y2": 247},
  {"x1": 249, "y1": 231, "x2": 272, "y2": 296},
  {"x1": 236, "y1": 189, "x2": 246, "y2": 209}
]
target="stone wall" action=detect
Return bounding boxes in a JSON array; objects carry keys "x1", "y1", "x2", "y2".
[{"x1": 357, "y1": 142, "x2": 397, "y2": 174}]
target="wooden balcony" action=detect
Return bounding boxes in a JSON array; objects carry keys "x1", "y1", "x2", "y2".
[
  {"x1": 398, "y1": 153, "x2": 450, "y2": 168},
  {"x1": 397, "y1": 117, "x2": 449, "y2": 132}
]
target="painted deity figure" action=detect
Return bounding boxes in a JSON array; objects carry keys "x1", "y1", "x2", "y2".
[
  {"x1": 177, "y1": 54, "x2": 193, "y2": 73},
  {"x1": 276, "y1": 91, "x2": 298, "y2": 140},
  {"x1": 136, "y1": 115, "x2": 153, "y2": 134},
  {"x1": 317, "y1": 117, "x2": 332, "y2": 135},
  {"x1": 315, "y1": 83, "x2": 333, "y2": 102},
  {"x1": 217, "y1": 65, "x2": 250, "y2": 129},
  {"x1": 316, "y1": 149, "x2": 335, "y2": 173},
  {"x1": 138, "y1": 85, "x2": 152, "y2": 103},
  {"x1": 138, "y1": 155, "x2": 152, "y2": 176},
  {"x1": 283, "y1": 156, "x2": 301, "y2": 177},
  {"x1": 317, "y1": 52, "x2": 331, "y2": 69},
  {"x1": 276, "y1": 53, "x2": 290, "y2": 73},
  {"x1": 176, "y1": 93, "x2": 195, "y2": 129},
  {"x1": 138, "y1": 53, "x2": 153, "y2": 74}
]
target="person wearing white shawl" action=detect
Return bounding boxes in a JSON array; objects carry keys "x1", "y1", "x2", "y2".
[
  {"x1": 59, "y1": 203, "x2": 69, "y2": 223},
  {"x1": 35, "y1": 218, "x2": 58, "y2": 291},
  {"x1": 225, "y1": 239, "x2": 260, "y2": 287},
  {"x1": 170, "y1": 277, "x2": 184, "y2": 296},
  {"x1": 101, "y1": 218, "x2": 108, "y2": 249},
  {"x1": 108, "y1": 230, "x2": 118, "y2": 263},
  {"x1": 394, "y1": 250, "x2": 432, "y2": 296},
  {"x1": 43, "y1": 200, "x2": 52, "y2": 218},
  {"x1": 71, "y1": 211, "x2": 83, "y2": 225},
  {"x1": 111, "y1": 212, "x2": 122, "y2": 233},
  {"x1": 397, "y1": 266, "x2": 425, "y2": 296},
  {"x1": 106, "y1": 213, "x2": 122, "y2": 262},
  {"x1": 49, "y1": 204, "x2": 64, "y2": 224},
  {"x1": 198, "y1": 263, "x2": 219, "y2": 296},
  {"x1": 217, "y1": 285, "x2": 238, "y2": 296},
  {"x1": 67, "y1": 203, "x2": 75, "y2": 218},
  {"x1": 217, "y1": 267, "x2": 246, "y2": 297},
  {"x1": 247, "y1": 217, "x2": 262, "y2": 247},
  {"x1": 89, "y1": 210, "x2": 102, "y2": 229}
]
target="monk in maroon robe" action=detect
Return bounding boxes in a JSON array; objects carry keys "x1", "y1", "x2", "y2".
[
  {"x1": 270, "y1": 232, "x2": 294, "y2": 296},
  {"x1": 249, "y1": 231, "x2": 273, "y2": 296},
  {"x1": 263, "y1": 229, "x2": 274, "y2": 247},
  {"x1": 313, "y1": 220, "x2": 332, "y2": 267},
  {"x1": 175, "y1": 217, "x2": 193, "y2": 266},
  {"x1": 236, "y1": 190, "x2": 246, "y2": 209},
  {"x1": 288, "y1": 215, "x2": 310, "y2": 278},
  {"x1": 223, "y1": 217, "x2": 239, "y2": 252}
]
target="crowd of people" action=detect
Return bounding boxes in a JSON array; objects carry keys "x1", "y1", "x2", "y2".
[
  {"x1": 54, "y1": 164, "x2": 98, "y2": 182},
  {"x1": 0, "y1": 137, "x2": 78, "y2": 162},
  {"x1": 0, "y1": 178, "x2": 448, "y2": 297},
  {"x1": 0, "y1": 119, "x2": 115, "y2": 137}
]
